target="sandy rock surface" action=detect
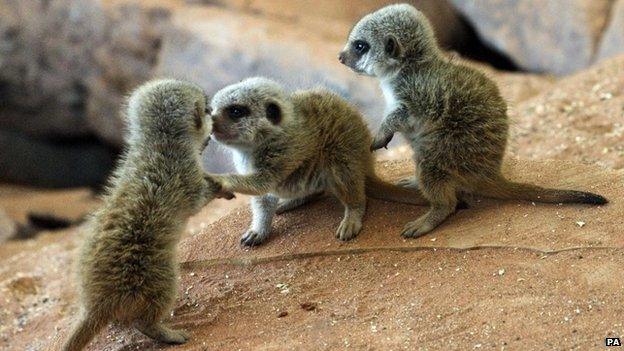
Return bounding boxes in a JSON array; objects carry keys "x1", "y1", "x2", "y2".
[
  {"x1": 509, "y1": 55, "x2": 624, "y2": 169},
  {"x1": 0, "y1": 186, "x2": 98, "y2": 225},
  {"x1": 0, "y1": 159, "x2": 619, "y2": 351},
  {"x1": 0, "y1": 208, "x2": 17, "y2": 243}
]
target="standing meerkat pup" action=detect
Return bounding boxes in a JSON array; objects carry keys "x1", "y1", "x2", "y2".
[
  {"x1": 62, "y1": 79, "x2": 233, "y2": 351},
  {"x1": 339, "y1": 4, "x2": 608, "y2": 237},
  {"x1": 208, "y1": 77, "x2": 431, "y2": 246}
]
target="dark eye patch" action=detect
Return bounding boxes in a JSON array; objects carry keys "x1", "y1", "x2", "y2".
[
  {"x1": 352, "y1": 40, "x2": 370, "y2": 55},
  {"x1": 225, "y1": 104, "x2": 250, "y2": 120},
  {"x1": 265, "y1": 102, "x2": 281, "y2": 125}
]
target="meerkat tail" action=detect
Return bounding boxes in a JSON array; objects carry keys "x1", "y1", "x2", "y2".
[
  {"x1": 476, "y1": 178, "x2": 608, "y2": 205},
  {"x1": 365, "y1": 175, "x2": 429, "y2": 205},
  {"x1": 63, "y1": 311, "x2": 109, "y2": 351}
]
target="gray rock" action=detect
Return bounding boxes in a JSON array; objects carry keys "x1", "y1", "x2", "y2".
[
  {"x1": 596, "y1": 0, "x2": 624, "y2": 62},
  {"x1": 84, "y1": 3, "x2": 171, "y2": 146},
  {"x1": 451, "y1": 0, "x2": 613, "y2": 75},
  {"x1": 0, "y1": 0, "x2": 104, "y2": 138},
  {"x1": 0, "y1": 0, "x2": 169, "y2": 146}
]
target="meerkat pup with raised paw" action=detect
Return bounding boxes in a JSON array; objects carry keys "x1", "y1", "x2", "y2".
[
  {"x1": 208, "y1": 77, "x2": 430, "y2": 246},
  {"x1": 339, "y1": 4, "x2": 608, "y2": 237},
  {"x1": 62, "y1": 79, "x2": 233, "y2": 351}
]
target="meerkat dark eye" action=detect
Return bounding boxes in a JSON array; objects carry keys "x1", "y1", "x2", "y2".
[
  {"x1": 352, "y1": 40, "x2": 370, "y2": 55},
  {"x1": 225, "y1": 105, "x2": 250, "y2": 120},
  {"x1": 385, "y1": 39, "x2": 395, "y2": 55},
  {"x1": 265, "y1": 102, "x2": 281, "y2": 125}
]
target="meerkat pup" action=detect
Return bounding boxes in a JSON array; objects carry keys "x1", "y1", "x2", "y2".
[
  {"x1": 208, "y1": 77, "x2": 431, "y2": 246},
  {"x1": 62, "y1": 79, "x2": 233, "y2": 351},
  {"x1": 338, "y1": 4, "x2": 608, "y2": 237}
]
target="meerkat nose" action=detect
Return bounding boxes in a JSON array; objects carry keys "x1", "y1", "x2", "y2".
[{"x1": 338, "y1": 52, "x2": 346, "y2": 64}]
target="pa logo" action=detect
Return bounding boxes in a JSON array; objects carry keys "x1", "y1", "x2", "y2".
[{"x1": 606, "y1": 337, "x2": 622, "y2": 347}]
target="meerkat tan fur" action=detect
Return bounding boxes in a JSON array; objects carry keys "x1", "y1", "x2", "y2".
[
  {"x1": 208, "y1": 77, "x2": 431, "y2": 246},
  {"x1": 62, "y1": 79, "x2": 233, "y2": 351},
  {"x1": 339, "y1": 4, "x2": 608, "y2": 237}
]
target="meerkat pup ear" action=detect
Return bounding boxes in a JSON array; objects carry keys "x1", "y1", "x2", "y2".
[
  {"x1": 384, "y1": 34, "x2": 403, "y2": 59},
  {"x1": 194, "y1": 99, "x2": 205, "y2": 130},
  {"x1": 265, "y1": 102, "x2": 281, "y2": 125}
]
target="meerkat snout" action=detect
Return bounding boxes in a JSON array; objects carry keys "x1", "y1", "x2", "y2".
[
  {"x1": 338, "y1": 52, "x2": 346, "y2": 64},
  {"x1": 338, "y1": 41, "x2": 370, "y2": 75},
  {"x1": 209, "y1": 105, "x2": 249, "y2": 144}
]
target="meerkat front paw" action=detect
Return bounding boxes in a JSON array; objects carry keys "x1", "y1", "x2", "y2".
[
  {"x1": 136, "y1": 323, "x2": 190, "y2": 345},
  {"x1": 335, "y1": 215, "x2": 363, "y2": 241},
  {"x1": 400, "y1": 215, "x2": 434, "y2": 238},
  {"x1": 164, "y1": 329, "x2": 190, "y2": 344},
  {"x1": 241, "y1": 229, "x2": 269, "y2": 246},
  {"x1": 205, "y1": 175, "x2": 235, "y2": 199},
  {"x1": 215, "y1": 189, "x2": 235, "y2": 200},
  {"x1": 370, "y1": 132, "x2": 394, "y2": 151},
  {"x1": 396, "y1": 176, "x2": 419, "y2": 189}
]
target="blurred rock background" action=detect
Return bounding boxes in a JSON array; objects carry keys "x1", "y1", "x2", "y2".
[{"x1": 0, "y1": 0, "x2": 622, "y2": 188}]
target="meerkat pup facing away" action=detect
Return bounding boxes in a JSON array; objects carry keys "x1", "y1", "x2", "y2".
[
  {"x1": 208, "y1": 77, "x2": 430, "y2": 246},
  {"x1": 62, "y1": 79, "x2": 233, "y2": 351},
  {"x1": 339, "y1": 4, "x2": 608, "y2": 237}
]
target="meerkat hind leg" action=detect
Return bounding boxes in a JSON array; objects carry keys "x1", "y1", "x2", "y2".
[
  {"x1": 329, "y1": 175, "x2": 366, "y2": 241},
  {"x1": 63, "y1": 310, "x2": 108, "y2": 351},
  {"x1": 336, "y1": 205, "x2": 365, "y2": 241},
  {"x1": 402, "y1": 178, "x2": 457, "y2": 238},
  {"x1": 396, "y1": 175, "x2": 469, "y2": 210},
  {"x1": 135, "y1": 322, "x2": 189, "y2": 344},
  {"x1": 241, "y1": 195, "x2": 278, "y2": 246},
  {"x1": 275, "y1": 192, "x2": 323, "y2": 214}
]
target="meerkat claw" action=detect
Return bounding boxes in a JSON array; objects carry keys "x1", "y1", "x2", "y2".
[
  {"x1": 167, "y1": 330, "x2": 190, "y2": 344},
  {"x1": 216, "y1": 190, "x2": 236, "y2": 200},
  {"x1": 335, "y1": 216, "x2": 363, "y2": 241},
  {"x1": 370, "y1": 133, "x2": 393, "y2": 151},
  {"x1": 400, "y1": 216, "x2": 433, "y2": 238},
  {"x1": 136, "y1": 323, "x2": 189, "y2": 345},
  {"x1": 241, "y1": 230, "x2": 268, "y2": 246},
  {"x1": 396, "y1": 176, "x2": 419, "y2": 189}
]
